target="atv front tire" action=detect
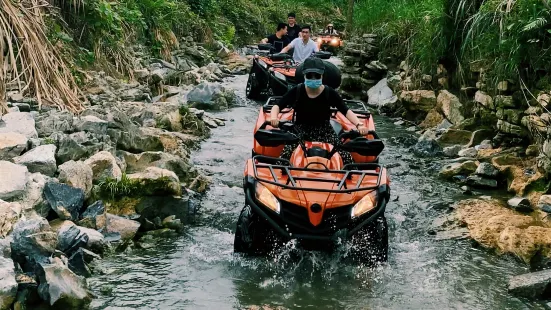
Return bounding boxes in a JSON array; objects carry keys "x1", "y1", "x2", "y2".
[
  {"x1": 246, "y1": 73, "x2": 261, "y2": 100},
  {"x1": 349, "y1": 215, "x2": 388, "y2": 264},
  {"x1": 234, "y1": 205, "x2": 281, "y2": 255}
]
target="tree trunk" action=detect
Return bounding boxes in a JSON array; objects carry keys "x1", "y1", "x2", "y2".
[{"x1": 346, "y1": 0, "x2": 354, "y2": 36}]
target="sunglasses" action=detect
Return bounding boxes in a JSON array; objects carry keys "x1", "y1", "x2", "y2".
[{"x1": 305, "y1": 73, "x2": 321, "y2": 79}]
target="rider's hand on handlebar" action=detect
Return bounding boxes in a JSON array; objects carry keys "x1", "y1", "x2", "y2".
[
  {"x1": 269, "y1": 119, "x2": 280, "y2": 128},
  {"x1": 357, "y1": 124, "x2": 369, "y2": 135}
]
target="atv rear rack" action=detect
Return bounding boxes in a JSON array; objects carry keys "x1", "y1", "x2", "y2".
[
  {"x1": 252, "y1": 155, "x2": 383, "y2": 193},
  {"x1": 262, "y1": 97, "x2": 372, "y2": 119}
]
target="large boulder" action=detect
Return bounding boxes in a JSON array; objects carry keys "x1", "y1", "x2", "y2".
[
  {"x1": 13, "y1": 144, "x2": 57, "y2": 177},
  {"x1": 78, "y1": 201, "x2": 105, "y2": 230},
  {"x1": 474, "y1": 91, "x2": 494, "y2": 110},
  {"x1": 84, "y1": 151, "x2": 122, "y2": 183},
  {"x1": 10, "y1": 216, "x2": 58, "y2": 268},
  {"x1": 420, "y1": 109, "x2": 445, "y2": 129},
  {"x1": 51, "y1": 132, "x2": 107, "y2": 164},
  {"x1": 187, "y1": 82, "x2": 237, "y2": 111},
  {"x1": 437, "y1": 90, "x2": 464, "y2": 125},
  {"x1": 73, "y1": 115, "x2": 108, "y2": 135},
  {"x1": 0, "y1": 112, "x2": 37, "y2": 139},
  {"x1": 34, "y1": 111, "x2": 74, "y2": 137},
  {"x1": 36, "y1": 262, "x2": 92, "y2": 308},
  {"x1": 127, "y1": 167, "x2": 181, "y2": 196},
  {"x1": 97, "y1": 213, "x2": 140, "y2": 241},
  {"x1": 0, "y1": 132, "x2": 28, "y2": 160},
  {"x1": 50, "y1": 220, "x2": 88, "y2": 255},
  {"x1": 0, "y1": 255, "x2": 17, "y2": 310},
  {"x1": 399, "y1": 90, "x2": 437, "y2": 112},
  {"x1": 43, "y1": 182, "x2": 85, "y2": 221},
  {"x1": 508, "y1": 269, "x2": 551, "y2": 299},
  {"x1": 0, "y1": 161, "x2": 28, "y2": 201},
  {"x1": 121, "y1": 151, "x2": 193, "y2": 181},
  {"x1": 19, "y1": 172, "x2": 51, "y2": 217},
  {"x1": 436, "y1": 129, "x2": 473, "y2": 146},
  {"x1": 107, "y1": 126, "x2": 164, "y2": 153},
  {"x1": 439, "y1": 161, "x2": 478, "y2": 180},
  {"x1": 366, "y1": 78, "x2": 397, "y2": 111},
  {"x1": 57, "y1": 161, "x2": 94, "y2": 200},
  {"x1": 0, "y1": 200, "x2": 22, "y2": 238}
]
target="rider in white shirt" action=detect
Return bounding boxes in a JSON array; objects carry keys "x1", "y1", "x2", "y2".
[{"x1": 280, "y1": 25, "x2": 319, "y2": 63}]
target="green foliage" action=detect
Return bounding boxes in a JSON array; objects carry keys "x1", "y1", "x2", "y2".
[{"x1": 97, "y1": 173, "x2": 175, "y2": 201}]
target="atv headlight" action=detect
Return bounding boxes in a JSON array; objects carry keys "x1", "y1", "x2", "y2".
[
  {"x1": 255, "y1": 182, "x2": 280, "y2": 213},
  {"x1": 351, "y1": 193, "x2": 376, "y2": 218},
  {"x1": 331, "y1": 38, "x2": 338, "y2": 45},
  {"x1": 258, "y1": 59, "x2": 267, "y2": 68},
  {"x1": 317, "y1": 38, "x2": 322, "y2": 43},
  {"x1": 274, "y1": 71, "x2": 286, "y2": 81}
]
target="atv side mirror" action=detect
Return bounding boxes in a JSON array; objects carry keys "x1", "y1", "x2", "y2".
[
  {"x1": 254, "y1": 129, "x2": 299, "y2": 147},
  {"x1": 341, "y1": 138, "x2": 385, "y2": 157},
  {"x1": 314, "y1": 51, "x2": 331, "y2": 59},
  {"x1": 258, "y1": 43, "x2": 273, "y2": 51}
]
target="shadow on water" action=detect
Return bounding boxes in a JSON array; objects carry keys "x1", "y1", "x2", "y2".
[{"x1": 89, "y1": 73, "x2": 548, "y2": 310}]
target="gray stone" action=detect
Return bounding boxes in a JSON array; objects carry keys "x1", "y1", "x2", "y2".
[
  {"x1": 467, "y1": 129, "x2": 495, "y2": 148},
  {"x1": 11, "y1": 216, "x2": 57, "y2": 267},
  {"x1": 466, "y1": 175, "x2": 498, "y2": 189},
  {"x1": 68, "y1": 248, "x2": 91, "y2": 277},
  {"x1": 437, "y1": 90, "x2": 464, "y2": 125},
  {"x1": 0, "y1": 161, "x2": 28, "y2": 201},
  {"x1": 84, "y1": 151, "x2": 122, "y2": 183},
  {"x1": 458, "y1": 147, "x2": 477, "y2": 158},
  {"x1": 0, "y1": 255, "x2": 17, "y2": 310},
  {"x1": 508, "y1": 269, "x2": 551, "y2": 299},
  {"x1": 507, "y1": 197, "x2": 532, "y2": 212},
  {"x1": 0, "y1": 112, "x2": 37, "y2": 138},
  {"x1": 443, "y1": 145, "x2": 462, "y2": 157},
  {"x1": 19, "y1": 172, "x2": 51, "y2": 217},
  {"x1": 34, "y1": 111, "x2": 74, "y2": 137},
  {"x1": 74, "y1": 115, "x2": 108, "y2": 135},
  {"x1": 98, "y1": 214, "x2": 140, "y2": 241},
  {"x1": 366, "y1": 78, "x2": 397, "y2": 111},
  {"x1": 475, "y1": 162, "x2": 499, "y2": 178},
  {"x1": 0, "y1": 200, "x2": 21, "y2": 238},
  {"x1": 187, "y1": 82, "x2": 237, "y2": 111},
  {"x1": 36, "y1": 262, "x2": 92, "y2": 308},
  {"x1": 50, "y1": 220, "x2": 88, "y2": 255},
  {"x1": 127, "y1": 167, "x2": 181, "y2": 196},
  {"x1": 0, "y1": 133, "x2": 28, "y2": 160},
  {"x1": 537, "y1": 195, "x2": 551, "y2": 213},
  {"x1": 496, "y1": 120, "x2": 528, "y2": 137},
  {"x1": 58, "y1": 161, "x2": 94, "y2": 200},
  {"x1": 13, "y1": 144, "x2": 57, "y2": 176},
  {"x1": 439, "y1": 161, "x2": 478, "y2": 180},
  {"x1": 78, "y1": 226, "x2": 107, "y2": 254},
  {"x1": 43, "y1": 182, "x2": 85, "y2": 221},
  {"x1": 121, "y1": 151, "x2": 193, "y2": 181},
  {"x1": 413, "y1": 138, "x2": 442, "y2": 157}
]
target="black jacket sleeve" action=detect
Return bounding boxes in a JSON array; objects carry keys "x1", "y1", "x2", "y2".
[
  {"x1": 328, "y1": 87, "x2": 349, "y2": 115},
  {"x1": 275, "y1": 85, "x2": 298, "y2": 109}
]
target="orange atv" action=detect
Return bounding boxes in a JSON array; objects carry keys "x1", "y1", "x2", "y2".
[
  {"x1": 234, "y1": 97, "x2": 390, "y2": 262},
  {"x1": 316, "y1": 33, "x2": 343, "y2": 54}
]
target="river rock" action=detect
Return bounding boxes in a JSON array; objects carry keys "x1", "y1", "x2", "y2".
[
  {"x1": 0, "y1": 161, "x2": 28, "y2": 201},
  {"x1": 98, "y1": 214, "x2": 140, "y2": 241},
  {"x1": 494, "y1": 95, "x2": 516, "y2": 109},
  {"x1": 475, "y1": 162, "x2": 499, "y2": 178},
  {"x1": 0, "y1": 200, "x2": 22, "y2": 238},
  {"x1": 437, "y1": 90, "x2": 464, "y2": 125},
  {"x1": 507, "y1": 197, "x2": 531, "y2": 212},
  {"x1": 84, "y1": 151, "x2": 122, "y2": 183},
  {"x1": 187, "y1": 82, "x2": 237, "y2": 111},
  {"x1": 0, "y1": 255, "x2": 17, "y2": 310},
  {"x1": 439, "y1": 161, "x2": 478, "y2": 180},
  {"x1": 50, "y1": 220, "x2": 87, "y2": 255},
  {"x1": 436, "y1": 129, "x2": 472, "y2": 146},
  {"x1": 443, "y1": 145, "x2": 462, "y2": 157},
  {"x1": 458, "y1": 147, "x2": 477, "y2": 158},
  {"x1": 413, "y1": 137, "x2": 442, "y2": 157},
  {"x1": 74, "y1": 115, "x2": 108, "y2": 135},
  {"x1": 0, "y1": 132, "x2": 28, "y2": 160},
  {"x1": 127, "y1": 167, "x2": 181, "y2": 196},
  {"x1": 538, "y1": 195, "x2": 551, "y2": 213},
  {"x1": 0, "y1": 112, "x2": 37, "y2": 139},
  {"x1": 79, "y1": 201, "x2": 105, "y2": 229},
  {"x1": 68, "y1": 248, "x2": 91, "y2": 277},
  {"x1": 36, "y1": 262, "x2": 92, "y2": 308},
  {"x1": 496, "y1": 120, "x2": 528, "y2": 137},
  {"x1": 466, "y1": 175, "x2": 498, "y2": 188},
  {"x1": 13, "y1": 144, "x2": 57, "y2": 177},
  {"x1": 11, "y1": 216, "x2": 57, "y2": 267},
  {"x1": 19, "y1": 172, "x2": 50, "y2": 217},
  {"x1": 78, "y1": 227, "x2": 107, "y2": 254},
  {"x1": 420, "y1": 109, "x2": 445, "y2": 129},
  {"x1": 508, "y1": 269, "x2": 551, "y2": 299},
  {"x1": 108, "y1": 126, "x2": 164, "y2": 153},
  {"x1": 51, "y1": 131, "x2": 106, "y2": 163},
  {"x1": 43, "y1": 182, "x2": 85, "y2": 221},
  {"x1": 162, "y1": 215, "x2": 184, "y2": 232},
  {"x1": 120, "y1": 151, "x2": 193, "y2": 181},
  {"x1": 474, "y1": 91, "x2": 494, "y2": 110},
  {"x1": 136, "y1": 196, "x2": 191, "y2": 223},
  {"x1": 57, "y1": 161, "x2": 94, "y2": 200},
  {"x1": 34, "y1": 111, "x2": 74, "y2": 137},
  {"x1": 366, "y1": 78, "x2": 397, "y2": 110},
  {"x1": 399, "y1": 90, "x2": 437, "y2": 112}
]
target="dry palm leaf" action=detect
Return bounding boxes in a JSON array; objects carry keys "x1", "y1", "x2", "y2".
[{"x1": 0, "y1": 0, "x2": 84, "y2": 113}]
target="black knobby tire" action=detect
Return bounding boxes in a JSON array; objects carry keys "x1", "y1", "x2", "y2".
[
  {"x1": 246, "y1": 73, "x2": 261, "y2": 100},
  {"x1": 234, "y1": 205, "x2": 281, "y2": 255},
  {"x1": 349, "y1": 215, "x2": 389, "y2": 264}
]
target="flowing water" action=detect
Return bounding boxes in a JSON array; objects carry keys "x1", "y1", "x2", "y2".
[{"x1": 88, "y1": 66, "x2": 547, "y2": 309}]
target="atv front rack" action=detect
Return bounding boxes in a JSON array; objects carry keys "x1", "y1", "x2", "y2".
[
  {"x1": 252, "y1": 155, "x2": 383, "y2": 193},
  {"x1": 262, "y1": 97, "x2": 372, "y2": 120}
]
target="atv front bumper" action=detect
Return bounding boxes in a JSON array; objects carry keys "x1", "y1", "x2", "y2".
[{"x1": 244, "y1": 186, "x2": 388, "y2": 242}]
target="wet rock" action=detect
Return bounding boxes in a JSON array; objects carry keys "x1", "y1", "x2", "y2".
[
  {"x1": 144, "y1": 228, "x2": 178, "y2": 238},
  {"x1": 108, "y1": 126, "x2": 164, "y2": 153},
  {"x1": 121, "y1": 151, "x2": 193, "y2": 181},
  {"x1": 475, "y1": 162, "x2": 499, "y2": 178},
  {"x1": 11, "y1": 216, "x2": 57, "y2": 267},
  {"x1": 74, "y1": 115, "x2": 108, "y2": 135},
  {"x1": 0, "y1": 200, "x2": 22, "y2": 238},
  {"x1": 79, "y1": 201, "x2": 105, "y2": 229},
  {"x1": 43, "y1": 182, "x2": 85, "y2": 221},
  {"x1": 439, "y1": 161, "x2": 478, "y2": 180},
  {"x1": 507, "y1": 197, "x2": 532, "y2": 213},
  {"x1": 0, "y1": 161, "x2": 28, "y2": 201},
  {"x1": 136, "y1": 196, "x2": 191, "y2": 222},
  {"x1": 399, "y1": 90, "x2": 437, "y2": 112},
  {"x1": 443, "y1": 145, "x2": 462, "y2": 157},
  {"x1": 436, "y1": 129, "x2": 472, "y2": 146},
  {"x1": 162, "y1": 215, "x2": 184, "y2": 232},
  {"x1": 0, "y1": 112, "x2": 37, "y2": 139},
  {"x1": 187, "y1": 82, "x2": 237, "y2": 111},
  {"x1": 84, "y1": 151, "x2": 122, "y2": 183},
  {"x1": 413, "y1": 137, "x2": 442, "y2": 157},
  {"x1": 496, "y1": 120, "x2": 528, "y2": 137},
  {"x1": 538, "y1": 195, "x2": 551, "y2": 213},
  {"x1": 508, "y1": 269, "x2": 551, "y2": 299},
  {"x1": 13, "y1": 144, "x2": 57, "y2": 177},
  {"x1": 50, "y1": 220, "x2": 88, "y2": 255},
  {"x1": 51, "y1": 131, "x2": 106, "y2": 163},
  {"x1": 19, "y1": 172, "x2": 50, "y2": 217},
  {"x1": 437, "y1": 90, "x2": 464, "y2": 125},
  {"x1": 366, "y1": 78, "x2": 397, "y2": 111},
  {"x1": 0, "y1": 132, "x2": 28, "y2": 160},
  {"x1": 98, "y1": 214, "x2": 140, "y2": 241},
  {"x1": 78, "y1": 227, "x2": 107, "y2": 254},
  {"x1": 34, "y1": 111, "x2": 74, "y2": 137},
  {"x1": 127, "y1": 167, "x2": 181, "y2": 196},
  {"x1": 474, "y1": 91, "x2": 494, "y2": 109},
  {"x1": 68, "y1": 249, "x2": 91, "y2": 277},
  {"x1": 458, "y1": 147, "x2": 477, "y2": 158},
  {"x1": 436, "y1": 119, "x2": 453, "y2": 132},
  {"x1": 466, "y1": 129, "x2": 494, "y2": 148},
  {"x1": 36, "y1": 262, "x2": 92, "y2": 308},
  {"x1": 466, "y1": 175, "x2": 498, "y2": 188},
  {"x1": 57, "y1": 161, "x2": 94, "y2": 200},
  {"x1": 0, "y1": 255, "x2": 17, "y2": 310},
  {"x1": 419, "y1": 109, "x2": 444, "y2": 129}
]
